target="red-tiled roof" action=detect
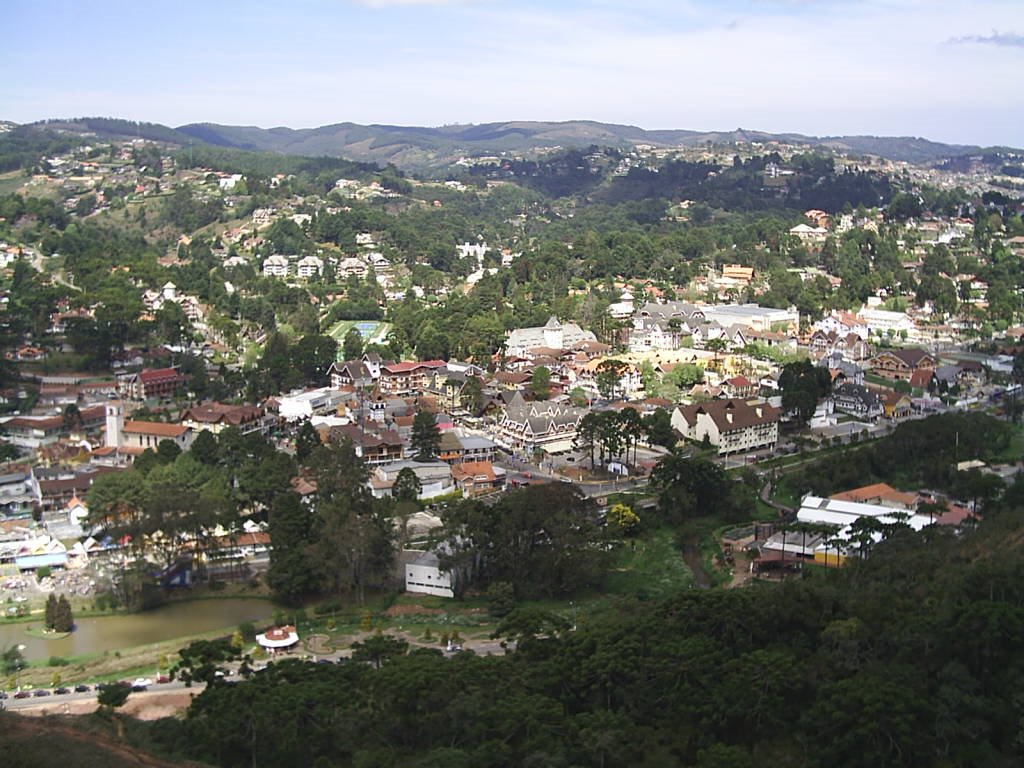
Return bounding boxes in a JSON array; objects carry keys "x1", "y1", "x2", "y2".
[
  {"x1": 138, "y1": 368, "x2": 183, "y2": 384},
  {"x1": 830, "y1": 482, "x2": 918, "y2": 508},
  {"x1": 122, "y1": 420, "x2": 188, "y2": 437},
  {"x1": 382, "y1": 360, "x2": 445, "y2": 374}
]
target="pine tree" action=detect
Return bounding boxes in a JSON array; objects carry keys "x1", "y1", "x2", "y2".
[
  {"x1": 44, "y1": 593, "x2": 57, "y2": 631},
  {"x1": 55, "y1": 595, "x2": 73, "y2": 633}
]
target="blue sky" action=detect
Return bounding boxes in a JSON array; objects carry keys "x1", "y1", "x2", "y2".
[{"x1": 4, "y1": 0, "x2": 1023, "y2": 146}]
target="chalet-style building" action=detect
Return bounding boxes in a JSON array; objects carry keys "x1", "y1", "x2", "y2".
[
  {"x1": 934, "y1": 361, "x2": 987, "y2": 392},
  {"x1": 495, "y1": 391, "x2": 585, "y2": 455},
  {"x1": 722, "y1": 375, "x2": 756, "y2": 399},
  {"x1": 328, "y1": 423, "x2": 405, "y2": 465},
  {"x1": 671, "y1": 399, "x2": 781, "y2": 456},
  {"x1": 882, "y1": 391, "x2": 913, "y2": 421},
  {"x1": 808, "y1": 330, "x2": 872, "y2": 361},
  {"x1": 869, "y1": 348, "x2": 936, "y2": 382},
  {"x1": 179, "y1": 402, "x2": 269, "y2": 435},
  {"x1": 116, "y1": 367, "x2": 188, "y2": 400},
  {"x1": 830, "y1": 383, "x2": 883, "y2": 421},
  {"x1": 327, "y1": 360, "x2": 376, "y2": 390},
  {"x1": 428, "y1": 363, "x2": 486, "y2": 413},
  {"x1": 379, "y1": 360, "x2": 447, "y2": 397}
]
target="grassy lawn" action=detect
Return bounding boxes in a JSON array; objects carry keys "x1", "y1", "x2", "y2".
[
  {"x1": 605, "y1": 528, "x2": 694, "y2": 599},
  {"x1": 0, "y1": 170, "x2": 26, "y2": 196},
  {"x1": 864, "y1": 373, "x2": 895, "y2": 388},
  {"x1": 770, "y1": 482, "x2": 802, "y2": 509}
]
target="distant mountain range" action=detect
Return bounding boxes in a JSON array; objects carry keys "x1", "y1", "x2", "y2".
[{"x1": 14, "y1": 117, "x2": 1013, "y2": 170}]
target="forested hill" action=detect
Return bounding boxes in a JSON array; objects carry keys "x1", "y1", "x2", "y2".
[
  {"x1": 173, "y1": 121, "x2": 982, "y2": 168},
  {"x1": 11, "y1": 116, "x2": 991, "y2": 169}
]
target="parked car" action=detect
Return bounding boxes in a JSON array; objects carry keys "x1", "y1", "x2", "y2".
[
  {"x1": 132, "y1": 677, "x2": 153, "y2": 688},
  {"x1": 74, "y1": 684, "x2": 90, "y2": 693},
  {"x1": 33, "y1": 689, "x2": 51, "y2": 697},
  {"x1": 13, "y1": 691, "x2": 30, "y2": 699},
  {"x1": 156, "y1": 675, "x2": 171, "y2": 684},
  {"x1": 0, "y1": 692, "x2": 8, "y2": 700},
  {"x1": 54, "y1": 687, "x2": 71, "y2": 695}
]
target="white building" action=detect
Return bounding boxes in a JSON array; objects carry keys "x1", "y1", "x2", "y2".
[
  {"x1": 296, "y1": 255, "x2": 324, "y2": 279},
  {"x1": 857, "y1": 307, "x2": 915, "y2": 336},
  {"x1": 275, "y1": 387, "x2": 347, "y2": 422},
  {"x1": 337, "y1": 256, "x2": 367, "y2": 279},
  {"x1": 789, "y1": 223, "x2": 829, "y2": 245},
  {"x1": 505, "y1": 317, "x2": 597, "y2": 357},
  {"x1": 403, "y1": 550, "x2": 454, "y2": 598},
  {"x1": 370, "y1": 460, "x2": 455, "y2": 500},
  {"x1": 262, "y1": 254, "x2": 290, "y2": 278},
  {"x1": 608, "y1": 289, "x2": 635, "y2": 319},
  {"x1": 218, "y1": 174, "x2": 244, "y2": 190},
  {"x1": 671, "y1": 399, "x2": 781, "y2": 456},
  {"x1": 252, "y1": 208, "x2": 276, "y2": 226}
]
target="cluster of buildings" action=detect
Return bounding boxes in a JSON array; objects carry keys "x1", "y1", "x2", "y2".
[{"x1": 756, "y1": 482, "x2": 977, "y2": 568}]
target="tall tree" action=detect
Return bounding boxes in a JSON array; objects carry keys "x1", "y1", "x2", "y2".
[
  {"x1": 342, "y1": 327, "x2": 364, "y2": 361},
  {"x1": 295, "y1": 420, "x2": 321, "y2": 463},
  {"x1": 267, "y1": 491, "x2": 319, "y2": 605},
  {"x1": 530, "y1": 365, "x2": 552, "y2": 400},
  {"x1": 595, "y1": 359, "x2": 629, "y2": 400},
  {"x1": 439, "y1": 484, "x2": 608, "y2": 599},
  {"x1": 779, "y1": 359, "x2": 832, "y2": 426},
  {"x1": 393, "y1": 466, "x2": 422, "y2": 502},
  {"x1": 411, "y1": 411, "x2": 441, "y2": 460}
]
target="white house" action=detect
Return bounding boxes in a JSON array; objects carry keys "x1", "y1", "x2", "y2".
[
  {"x1": 275, "y1": 387, "x2": 347, "y2": 422},
  {"x1": 262, "y1": 254, "x2": 290, "y2": 278},
  {"x1": 403, "y1": 550, "x2": 454, "y2": 598},
  {"x1": 296, "y1": 255, "x2": 324, "y2": 279},
  {"x1": 789, "y1": 223, "x2": 829, "y2": 245},
  {"x1": 218, "y1": 174, "x2": 244, "y2": 190},
  {"x1": 337, "y1": 256, "x2": 367, "y2": 279},
  {"x1": 857, "y1": 306, "x2": 915, "y2": 336}
]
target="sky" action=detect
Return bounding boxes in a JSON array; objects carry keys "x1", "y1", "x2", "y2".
[{"x1": 4, "y1": 0, "x2": 1023, "y2": 147}]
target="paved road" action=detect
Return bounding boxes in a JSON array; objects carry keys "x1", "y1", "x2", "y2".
[{"x1": 1, "y1": 677, "x2": 205, "y2": 712}]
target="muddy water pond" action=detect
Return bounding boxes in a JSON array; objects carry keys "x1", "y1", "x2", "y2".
[{"x1": 0, "y1": 598, "x2": 275, "y2": 660}]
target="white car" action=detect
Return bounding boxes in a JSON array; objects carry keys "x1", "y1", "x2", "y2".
[{"x1": 132, "y1": 677, "x2": 153, "y2": 688}]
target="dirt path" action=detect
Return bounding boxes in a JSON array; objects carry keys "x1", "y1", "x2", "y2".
[{"x1": 680, "y1": 535, "x2": 712, "y2": 589}]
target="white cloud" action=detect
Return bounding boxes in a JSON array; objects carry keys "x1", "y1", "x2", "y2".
[{"x1": 946, "y1": 30, "x2": 1024, "y2": 48}]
